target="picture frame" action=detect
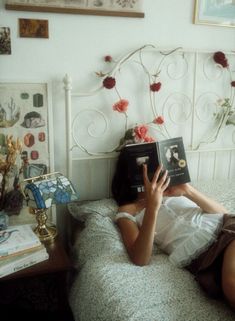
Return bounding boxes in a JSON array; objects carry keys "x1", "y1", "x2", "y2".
[
  {"x1": 0, "y1": 80, "x2": 54, "y2": 179},
  {"x1": 5, "y1": 0, "x2": 144, "y2": 18},
  {"x1": 19, "y1": 18, "x2": 49, "y2": 38},
  {"x1": 194, "y1": 0, "x2": 235, "y2": 28}
]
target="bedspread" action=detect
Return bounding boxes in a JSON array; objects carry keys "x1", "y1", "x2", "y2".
[{"x1": 68, "y1": 180, "x2": 235, "y2": 321}]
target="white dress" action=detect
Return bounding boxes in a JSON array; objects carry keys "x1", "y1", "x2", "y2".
[{"x1": 114, "y1": 196, "x2": 224, "y2": 267}]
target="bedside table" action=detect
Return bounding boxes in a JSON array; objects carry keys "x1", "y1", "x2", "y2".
[{"x1": 0, "y1": 238, "x2": 74, "y2": 321}]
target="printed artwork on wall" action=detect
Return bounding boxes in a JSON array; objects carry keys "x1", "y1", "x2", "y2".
[
  {"x1": 19, "y1": 18, "x2": 49, "y2": 38},
  {"x1": 0, "y1": 82, "x2": 54, "y2": 179},
  {"x1": 0, "y1": 27, "x2": 11, "y2": 55},
  {"x1": 5, "y1": 0, "x2": 144, "y2": 18}
]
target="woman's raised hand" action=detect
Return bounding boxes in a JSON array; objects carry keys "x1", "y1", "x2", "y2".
[{"x1": 143, "y1": 164, "x2": 170, "y2": 211}]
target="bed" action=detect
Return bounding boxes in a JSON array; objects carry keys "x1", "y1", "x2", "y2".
[{"x1": 63, "y1": 45, "x2": 235, "y2": 321}]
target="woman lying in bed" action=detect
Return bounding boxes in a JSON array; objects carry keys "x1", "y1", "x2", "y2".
[{"x1": 112, "y1": 150, "x2": 235, "y2": 310}]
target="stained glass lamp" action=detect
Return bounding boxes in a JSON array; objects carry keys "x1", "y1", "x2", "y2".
[{"x1": 21, "y1": 172, "x2": 78, "y2": 243}]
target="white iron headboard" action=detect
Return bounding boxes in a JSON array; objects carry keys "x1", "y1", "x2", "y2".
[{"x1": 64, "y1": 45, "x2": 235, "y2": 200}]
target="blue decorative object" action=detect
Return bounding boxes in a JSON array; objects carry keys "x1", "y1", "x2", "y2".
[
  {"x1": 0, "y1": 211, "x2": 9, "y2": 231},
  {"x1": 24, "y1": 173, "x2": 79, "y2": 209}
]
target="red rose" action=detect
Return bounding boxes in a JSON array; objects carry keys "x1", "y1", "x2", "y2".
[
  {"x1": 213, "y1": 51, "x2": 229, "y2": 68},
  {"x1": 104, "y1": 55, "x2": 112, "y2": 62},
  {"x1": 113, "y1": 99, "x2": 129, "y2": 113},
  {"x1": 150, "y1": 82, "x2": 162, "y2": 92},
  {"x1": 153, "y1": 116, "x2": 164, "y2": 125},
  {"x1": 103, "y1": 77, "x2": 116, "y2": 89},
  {"x1": 231, "y1": 81, "x2": 235, "y2": 87}
]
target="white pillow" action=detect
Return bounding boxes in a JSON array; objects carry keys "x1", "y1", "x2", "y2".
[{"x1": 67, "y1": 198, "x2": 118, "y2": 222}]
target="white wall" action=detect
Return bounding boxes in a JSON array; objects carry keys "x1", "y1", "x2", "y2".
[
  {"x1": 1, "y1": 0, "x2": 234, "y2": 240},
  {"x1": 1, "y1": 0, "x2": 234, "y2": 175}
]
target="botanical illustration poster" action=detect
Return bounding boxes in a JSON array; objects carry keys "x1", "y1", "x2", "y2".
[
  {"x1": 6, "y1": 0, "x2": 143, "y2": 12},
  {"x1": 0, "y1": 82, "x2": 52, "y2": 179}
]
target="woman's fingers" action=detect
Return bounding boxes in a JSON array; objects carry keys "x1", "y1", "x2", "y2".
[
  {"x1": 152, "y1": 164, "x2": 163, "y2": 183},
  {"x1": 143, "y1": 164, "x2": 149, "y2": 185},
  {"x1": 162, "y1": 176, "x2": 171, "y2": 191}
]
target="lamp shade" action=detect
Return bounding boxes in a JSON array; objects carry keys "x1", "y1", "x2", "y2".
[{"x1": 23, "y1": 173, "x2": 79, "y2": 209}]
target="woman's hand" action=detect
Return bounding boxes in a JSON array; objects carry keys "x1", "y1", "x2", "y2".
[
  {"x1": 143, "y1": 164, "x2": 170, "y2": 212},
  {"x1": 164, "y1": 183, "x2": 190, "y2": 197}
]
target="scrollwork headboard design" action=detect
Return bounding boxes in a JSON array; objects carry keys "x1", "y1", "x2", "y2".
[{"x1": 64, "y1": 45, "x2": 235, "y2": 200}]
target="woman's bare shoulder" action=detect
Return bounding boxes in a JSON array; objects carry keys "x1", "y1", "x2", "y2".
[{"x1": 118, "y1": 203, "x2": 137, "y2": 215}]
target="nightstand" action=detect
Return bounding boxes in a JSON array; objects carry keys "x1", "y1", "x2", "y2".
[{"x1": 0, "y1": 238, "x2": 74, "y2": 321}]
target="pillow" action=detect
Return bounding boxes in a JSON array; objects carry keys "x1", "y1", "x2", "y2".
[
  {"x1": 191, "y1": 180, "x2": 235, "y2": 213},
  {"x1": 67, "y1": 198, "x2": 118, "y2": 222}
]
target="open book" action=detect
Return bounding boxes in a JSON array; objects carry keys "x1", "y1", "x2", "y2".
[{"x1": 123, "y1": 136, "x2": 190, "y2": 189}]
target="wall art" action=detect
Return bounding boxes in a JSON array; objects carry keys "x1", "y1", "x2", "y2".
[
  {"x1": 5, "y1": 0, "x2": 144, "y2": 18},
  {"x1": 194, "y1": 0, "x2": 235, "y2": 28},
  {"x1": 0, "y1": 81, "x2": 54, "y2": 179},
  {"x1": 19, "y1": 18, "x2": 49, "y2": 38},
  {"x1": 0, "y1": 27, "x2": 11, "y2": 55}
]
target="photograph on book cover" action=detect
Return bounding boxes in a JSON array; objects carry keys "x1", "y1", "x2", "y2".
[
  {"x1": 5, "y1": 0, "x2": 145, "y2": 18},
  {"x1": 194, "y1": 0, "x2": 235, "y2": 28}
]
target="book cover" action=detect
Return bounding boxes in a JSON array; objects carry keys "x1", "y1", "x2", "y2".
[
  {"x1": 123, "y1": 136, "x2": 190, "y2": 189},
  {"x1": 0, "y1": 246, "x2": 49, "y2": 278},
  {"x1": 0, "y1": 224, "x2": 42, "y2": 258}
]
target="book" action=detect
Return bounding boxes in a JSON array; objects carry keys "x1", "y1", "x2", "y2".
[
  {"x1": 123, "y1": 136, "x2": 190, "y2": 189},
  {"x1": 0, "y1": 246, "x2": 49, "y2": 278},
  {"x1": 0, "y1": 224, "x2": 42, "y2": 258}
]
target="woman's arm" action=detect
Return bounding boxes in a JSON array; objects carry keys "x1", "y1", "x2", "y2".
[
  {"x1": 165, "y1": 183, "x2": 227, "y2": 214},
  {"x1": 117, "y1": 165, "x2": 170, "y2": 266}
]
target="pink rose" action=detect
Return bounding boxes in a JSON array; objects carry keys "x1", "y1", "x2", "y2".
[
  {"x1": 134, "y1": 125, "x2": 148, "y2": 140},
  {"x1": 144, "y1": 136, "x2": 155, "y2": 142},
  {"x1": 113, "y1": 99, "x2": 129, "y2": 113},
  {"x1": 153, "y1": 116, "x2": 164, "y2": 125},
  {"x1": 150, "y1": 82, "x2": 162, "y2": 92},
  {"x1": 103, "y1": 77, "x2": 116, "y2": 89}
]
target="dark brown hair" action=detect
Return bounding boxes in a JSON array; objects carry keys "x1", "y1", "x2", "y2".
[{"x1": 111, "y1": 149, "x2": 138, "y2": 206}]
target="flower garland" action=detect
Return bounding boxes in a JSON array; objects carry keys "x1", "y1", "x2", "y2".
[
  {"x1": 195, "y1": 51, "x2": 235, "y2": 149},
  {"x1": 96, "y1": 44, "x2": 183, "y2": 150}
]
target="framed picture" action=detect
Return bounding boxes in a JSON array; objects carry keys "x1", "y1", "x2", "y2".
[
  {"x1": 19, "y1": 18, "x2": 49, "y2": 38},
  {"x1": 5, "y1": 0, "x2": 144, "y2": 18},
  {"x1": 0, "y1": 27, "x2": 11, "y2": 55},
  {"x1": 194, "y1": 0, "x2": 235, "y2": 28},
  {"x1": 0, "y1": 80, "x2": 54, "y2": 179}
]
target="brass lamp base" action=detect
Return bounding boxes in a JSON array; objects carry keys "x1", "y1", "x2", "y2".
[{"x1": 30, "y1": 208, "x2": 57, "y2": 243}]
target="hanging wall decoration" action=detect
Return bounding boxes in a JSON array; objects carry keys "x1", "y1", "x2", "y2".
[
  {"x1": 0, "y1": 27, "x2": 11, "y2": 55},
  {"x1": 19, "y1": 18, "x2": 49, "y2": 38},
  {"x1": 0, "y1": 81, "x2": 54, "y2": 179},
  {"x1": 194, "y1": 0, "x2": 235, "y2": 28},
  {"x1": 5, "y1": 0, "x2": 144, "y2": 18}
]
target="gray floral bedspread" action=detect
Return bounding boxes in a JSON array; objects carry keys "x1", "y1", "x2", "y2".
[{"x1": 68, "y1": 180, "x2": 235, "y2": 321}]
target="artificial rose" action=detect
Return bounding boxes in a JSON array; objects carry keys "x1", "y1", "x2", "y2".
[
  {"x1": 144, "y1": 135, "x2": 155, "y2": 142},
  {"x1": 153, "y1": 116, "x2": 164, "y2": 125},
  {"x1": 113, "y1": 99, "x2": 129, "y2": 113},
  {"x1": 231, "y1": 81, "x2": 235, "y2": 87},
  {"x1": 213, "y1": 51, "x2": 229, "y2": 68},
  {"x1": 104, "y1": 55, "x2": 112, "y2": 62},
  {"x1": 134, "y1": 125, "x2": 148, "y2": 140},
  {"x1": 103, "y1": 76, "x2": 116, "y2": 89},
  {"x1": 150, "y1": 82, "x2": 162, "y2": 92}
]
